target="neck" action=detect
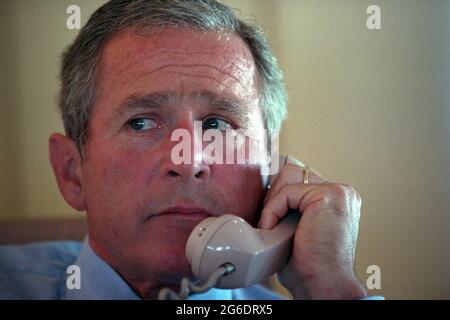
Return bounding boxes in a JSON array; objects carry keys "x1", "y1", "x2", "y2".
[
  {"x1": 88, "y1": 237, "x2": 187, "y2": 300},
  {"x1": 125, "y1": 278, "x2": 182, "y2": 300}
]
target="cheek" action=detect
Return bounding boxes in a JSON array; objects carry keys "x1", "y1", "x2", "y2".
[
  {"x1": 82, "y1": 142, "x2": 160, "y2": 220},
  {"x1": 213, "y1": 164, "x2": 266, "y2": 225},
  {"x1": 87, "y1": 151, "x2": 141, "y2": 193}
]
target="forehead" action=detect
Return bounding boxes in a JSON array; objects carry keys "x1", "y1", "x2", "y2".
[{"x1": 96, "y1": 27, "x2": 260, "y2": 105}]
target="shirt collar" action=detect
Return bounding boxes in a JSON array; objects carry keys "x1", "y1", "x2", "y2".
[
  {"x1": 64, "y1": 237, "x2": 140, "y2": 300},
  {"x1": 65, "y1": 237, "x2": 232, "y2": 300}
]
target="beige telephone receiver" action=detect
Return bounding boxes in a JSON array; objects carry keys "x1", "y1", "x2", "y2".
[
  {"x1": 185, "y1": 210, "x2": 300, "y2": 289},
  {"x1": 158, "y1": 155, "x2": 302, "y2": 299},
  {"x1": 185, "y1": 155, "x2": 302, "y2": 289}
]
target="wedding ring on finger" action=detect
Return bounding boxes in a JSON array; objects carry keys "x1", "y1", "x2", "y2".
[{"x1": 302, "y1": 167, "x2": 309, "y2": 184}]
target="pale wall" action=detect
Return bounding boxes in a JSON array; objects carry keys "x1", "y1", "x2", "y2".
[{"x1": 0, "y1": 0, "x2": 448, "y2": 299}]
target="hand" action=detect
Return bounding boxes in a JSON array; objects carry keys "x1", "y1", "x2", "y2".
[{"x1": 259, "y1": 156, "x2": 367, "y2": 300}]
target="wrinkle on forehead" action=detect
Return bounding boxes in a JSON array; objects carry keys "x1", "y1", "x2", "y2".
[
  {"x1": 97, "y1": 27, "x2": 260, "y2": 97},
  {"x1": 137, "y1": 63, "x2": 245, "y2": 90}
]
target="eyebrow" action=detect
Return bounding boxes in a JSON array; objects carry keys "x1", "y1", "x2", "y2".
[
  {"x1": 192, "y1": 90, "x2": 249, "y2": 124},
  {"x1": 116, "y1": 90, "x2": 249, "y2": 124},
  {"x1": 116, "y1": 91, "x2": 174, "y2": 116}
]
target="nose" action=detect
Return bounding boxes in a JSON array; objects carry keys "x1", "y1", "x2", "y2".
[
  {"x1": 166, "y1": 162, "x2": 211, "y2": 181},
  {"x1": 163, "y1": 118, "x2": 211, "y2": 181}
]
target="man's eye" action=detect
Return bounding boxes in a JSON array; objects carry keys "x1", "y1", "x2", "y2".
[
  {"x1": 128, "y1": 118, "x2": 157, "y2": 131},
  {"x1": 202, "y1": 118, "x2": 233, "y2": 130}
]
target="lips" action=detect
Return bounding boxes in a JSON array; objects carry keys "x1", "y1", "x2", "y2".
[{"x1": 152, "y1": 205, "x2": 213, "y2": 220}]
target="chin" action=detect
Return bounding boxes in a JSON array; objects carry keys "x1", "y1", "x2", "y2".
[
  {"x1": 127, "y1": 218, "x2": 203, "y2": 281},
  {"x1": 167, "y1": 244, "x2": 191, "y2": 268},
  {"x1": 152, "y1": 243, "x2": 193, "y2": 278}
]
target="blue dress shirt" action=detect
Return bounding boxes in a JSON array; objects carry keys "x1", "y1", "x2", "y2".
[{"x1": 0, "y1": 238, "x2": 284, "y2": 300}]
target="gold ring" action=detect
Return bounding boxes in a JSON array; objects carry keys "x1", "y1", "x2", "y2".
[{"x1": 303, "y1": 168, "x2": 309, "y2": 184}]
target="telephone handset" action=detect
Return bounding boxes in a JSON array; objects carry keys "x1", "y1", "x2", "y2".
[
  {"x1": 185, "y1": 210, "x2": 300, "y2": 289},
  {"x1": 158, "y1": 155, "x2": 302, "y2": 299}
]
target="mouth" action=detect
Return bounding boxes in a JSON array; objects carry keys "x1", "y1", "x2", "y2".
[{"x1": 150, "y1": 205, "x2": 213, "y2": 221}]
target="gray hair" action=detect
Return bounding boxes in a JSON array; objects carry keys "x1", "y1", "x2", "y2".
[{"x1": 60, "y1": 0, "x2": 287, "y2": 154}]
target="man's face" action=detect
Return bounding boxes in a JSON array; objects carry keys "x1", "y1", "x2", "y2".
[{"x1": 81, "y1": 27, "x2": 267, "y2": 285}]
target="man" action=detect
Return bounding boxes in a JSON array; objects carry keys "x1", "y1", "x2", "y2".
[{"x1": 0, "y1": 0, "x2": 372, "y2": 300}]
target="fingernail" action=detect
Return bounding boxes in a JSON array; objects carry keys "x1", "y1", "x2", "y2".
[{"x1": 259, "y1": 220, "x2": 269, "y2": 230}]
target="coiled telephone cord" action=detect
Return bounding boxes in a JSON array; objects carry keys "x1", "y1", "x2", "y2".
[{"x1": 158, "y1": 263, "x2": 235, "y2": 300}]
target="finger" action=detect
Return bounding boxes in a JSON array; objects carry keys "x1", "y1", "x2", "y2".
[
  {"x1": 264, "y1": 164, "x2": 306, "y2": 205},
  {"x1": 264, "y1": 164, "x2": 327, "y2": 205},
  {"x1": 259, "y1": 184, "x2": 318, "y2": 229}
]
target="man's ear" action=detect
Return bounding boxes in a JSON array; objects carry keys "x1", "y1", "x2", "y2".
[{"x1": 49, "y1": 133, "x2": 87, "y2": 211}]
